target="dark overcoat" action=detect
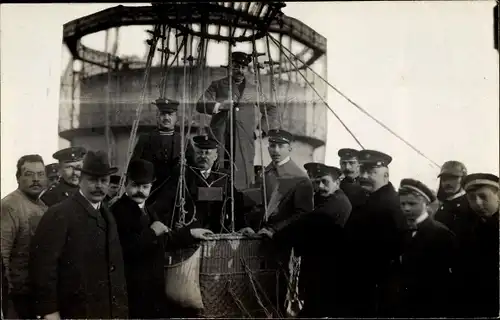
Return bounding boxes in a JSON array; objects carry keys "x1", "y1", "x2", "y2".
[
  {"x1": 196, "y1": 76, "x2": 279, "y2": 190},
  {"x1": 273, "y1": 189, "x2": 352, "y2": 318},
  {"x1": 340, "y1": 176, "x2": 368, "y2": 209},
  {"x1": 131, "y1": 130, "x2": 183, "y2": 190},
  {"x1": 40, "y1": 180, "x2": 79, "y2": 207},
  {"x1": 394, "y1": 217, "x2": 457, "y2": 317},
  {"x1": 110, "y1": 194, "x2": 196, "y2": 319},
  {"x1": 29, "y1": 192, "x2": 128, "y2": 319},
  {"x1": 340, "y1": 182, "x2": 407, "y2": 317}
]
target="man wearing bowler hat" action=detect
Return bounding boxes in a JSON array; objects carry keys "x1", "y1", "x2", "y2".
[
  {"x1": 45, "y1": 163, "x2": 60, "y2": 187},
  {"x1": 196, "y1": 51, "x2": 279, "y2": 190},
  {"x1": 111, "y1": 159, "x2": 212, "y2": 319},
  {"x1": 30, "y1": 150, "x2": 128, "y2": 320},
  {"x1": 341, "y1": 149, "x2": 407, "y2": 317},
  {"x1": 132, "y1": 97, "x2": 183, "y2": 191},
  {"x1": 104, "y1": 174, "x2": 121, "y2": 204},
  {"x1": 273, "y1": 164, "x2": 352, "y2": 317},
  {"x1": 41, "y1": 146, "x2": 87, "y2": 207}
]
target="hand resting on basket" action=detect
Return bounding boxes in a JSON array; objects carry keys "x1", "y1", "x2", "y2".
[
  {"x1": 237, "y1": 227, "x2": 261, "y2": 238},
  {"x1": 150, "y1": 221, "x2": 169, "y2": 236},
  {"x1": 190, "y1": 228, "x2": 214, "y2": 240}
]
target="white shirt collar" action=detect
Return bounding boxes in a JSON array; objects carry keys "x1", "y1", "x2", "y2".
[
  {"x1": 275, "y1": 156, "x2": 291, "y2": 167},
  {"x1": 200, "y1": 168, "x2": 211, "y2": 178},
  {"x1": 79, "y1": 190, "x2": 100, "y2": 210},
  {"x1": 416, "y1": 211, "x2": 429, "y2": 225}
]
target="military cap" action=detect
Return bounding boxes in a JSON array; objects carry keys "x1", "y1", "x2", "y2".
[
  {"x1": 304, "y1": 162, "x2": 323, "y2": 177},
  {"x1": 127, "y1": 159, "x2": 155, "y2": 184},
  {"x1": 338, "y1": 148, "x2": 360, "y2": 160},
  {"x1": 462, "y1": 173, "x2": 499, "y2": 192},
  {"x1": 52, "y1": 146, "x2": 86, "y2": 163},
  {"x1": 231, "y1": 51, "x2": 251, "y2": 66},
  {"x1": 438, "y1": 160, "x2": 467, "y2": 178},
  {"x1": 399, "y1": 178, "x2": 437, "y2": 203},
  {"x1": 109, "y1": 175, "x2": 121, "y2": 185},
  {"x1": 153, "y1": 97, "x2": 179, "y2": 113},
  {"x1": 304, "y1": 162, "x2": 342, "y2": 179},
  {"x1": 268, "y1": 129, "x2": 293, "y2": 145},
  {"x1": 358, "y1": 149, "x2": 392, "y2": 168},
  {"x1": 192, "y1": 135, "x2": 219, "y2": 150},
  {"x1": 45, "y1": 163, "x2": 59, "y2": 177}
]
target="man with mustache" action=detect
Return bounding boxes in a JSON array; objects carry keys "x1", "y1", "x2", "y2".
[
  {"x1": 273, "y1": 164, "x2": 352, "y2": 317},
  {"x1": 456, "y1": 173, "x2": 499, "y2": 317},
  {"x1": 394, "y1": 178, "x2": 456, "y2": 317},
  {"x1": 30, "y1": 150, "x2": 128, "y2": 320},
  {"x1": 196, "y1": 51, "x2": 279, "y2": 190},
  {"x1": 41, "y1": 146, "x2": 86, "y2": 207},
  {"x1": 132, "y1": 98, "x2": 182, "y2": 191},
  {"x1": 338, "y1": 148, "x2": 368, "y2": 209},
  {"x1": 1, "y1": 154, "x2": 48, "y2": 319},
  {"x1": 111, "y1": 159, "x2": 212, "y2": 318},
  {"x1": 341, "y1": 149, "x2": 407, "y2": 317}
]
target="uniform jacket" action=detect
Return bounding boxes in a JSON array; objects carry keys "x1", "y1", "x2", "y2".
[
  {"x1": 1, "y1": 189, "x2": 47, "y2": 295},
  {"x1": 341, "y1": 182, "x2": 407, "y2": 316},
  {"x1": 457, "y1": 212, "x2": 499, "y2": 317},
  {"x1": 273, "y1": 189, "x2": 352, "y2": 318},
  {"x1": 111, "y1": 194, "x2": 195, "y2": 319},
  {"x1": 196, "y1": 76, "x2": 279, "y2": 190},
  {"x1": 40, "y1": 180, "x2": 79, "y2": 207},
  {"x1": 131, "y1": 130, "x2": 183, "y2": 190},
  {"x1": 148, "y1": 165, "x2": 248, "y2": 233},
  {"x1": 262, "y1": 159, "x2": 314, "y2": 233},
  {"x1": 394, "y1": 216, "x2": 457, "y2": 317},
  {"x1": 340, "y1": 176, "x2": 368, "y2": 209},
  {"x1": 434, "y1": 191, "x2": 476, "y2": 243},
  {"x1": 29, "y1": 192, "x2": 128, "y2": 319}
]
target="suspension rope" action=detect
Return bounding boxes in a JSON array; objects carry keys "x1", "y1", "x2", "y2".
[
  {"x1": 268, "y1": 35, "x2": 365, "y2": 150},
  {"x1": 117, "y1": 25, "x2": 161, "y2": 196},
  {"x1": 228, "y1": 28, "x2": 235, "y2": 233},
  {"x1": 268, "y1": 34, "x2": 440, "y2": 168}
]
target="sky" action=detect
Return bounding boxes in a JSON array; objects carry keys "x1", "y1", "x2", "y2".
[{"x1": 1, "y1": 2, "x2": 498, "y2": 197}]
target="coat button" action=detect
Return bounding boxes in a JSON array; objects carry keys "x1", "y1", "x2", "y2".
[
  {"x1": 235, "y1": 107, "x2": 239, "y2": 111},
  {"x1": 110, "y1": 265, "x2": 115, "y2": 272}
]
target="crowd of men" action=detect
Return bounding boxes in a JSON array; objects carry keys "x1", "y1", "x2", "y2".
[{"x1": 1, "y1": 51, "x2": 499, "y2": 319}]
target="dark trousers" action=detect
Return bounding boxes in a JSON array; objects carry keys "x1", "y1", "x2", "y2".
[{"x1": 10, "y1": 293, "x2": 34, "y2": 319}]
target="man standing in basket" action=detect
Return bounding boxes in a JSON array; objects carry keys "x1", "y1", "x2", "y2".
[
  {"x1": 132, "y1": 98, "x2": 183, "y2": 191},
  {"x1": 30, "y1": 150, "x2": 129, "y2": 320},
  {"x1": 196, "y1": 51, "x2": 279, "y2": 190},
  {"x1": 111, "y1": 159, "x2": 212, "y2": 319}
]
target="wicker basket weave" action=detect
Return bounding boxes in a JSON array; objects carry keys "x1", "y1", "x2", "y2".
[{"x1": 197, "y1": 233, "x2": 281, "y2": 318}]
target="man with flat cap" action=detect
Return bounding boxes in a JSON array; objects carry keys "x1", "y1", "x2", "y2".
[
  {"x1": 341, "y1": 149, "x2": 407, "y2": 317},
  {"x1": 30, "y1": 150, "x2": 128, "y2": 320},
  {"x1": 456, "y1": 173, "x2": 499, "y2": 317},
  {"x1": 196, "y1": 51, "x2": 279, "y2": 190},
  {"x1": 338, "y1": 148, "x2": 368, "y2": 209},
  {"x1": 111, "y1": 159, "x2": 212, "y2": 319},
  {"x1": 45, "y1": 163, "x2": 60, "y2": 187},
  {"x1": 41, "y1": 146, "x2": 86, "y2": 207},
  {"x1": 393, "y1": 178, "x2": 457, "y2": 317},
  {"x1": 303, "y1": 162, "x2": 323, "y2": 196},
  {"x1": 273, "y1": 164, "x2": 352, "y2": 317},
  {"x1": 132, "y1": 97, "x2": 183, "y2": 191}
]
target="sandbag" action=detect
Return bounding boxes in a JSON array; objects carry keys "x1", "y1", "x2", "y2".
[{"x1": 165, "y1": 246, "x2": 205, "y2": 310}]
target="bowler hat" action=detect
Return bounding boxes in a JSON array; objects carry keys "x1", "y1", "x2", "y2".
[
  {"x1": 80, "y1": 150, "x2": 118, "y2": 177},
  {"x1": 127, "y1": 159, "x2": 156, "y2": 184}
]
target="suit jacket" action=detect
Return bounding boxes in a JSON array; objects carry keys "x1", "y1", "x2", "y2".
[
  {"x1": 148, "y1": 165, "x2": 248, "y2": 233},
  {"x1": 29, "y1": 192, "x2": 128, "y2": 319},
  {"x1": 262, "y1": 159, "x2": 314, "y2": 234},
  {"x1": 196, "y1": 76, "x2": 279, "y2": 190},
  {"x1": 110, "y1": 195, "x2": 195, "y2": 318},
  {"x1": 40, "y1": 180, "x2": 79, "y2": 207},
  {"x1": 131, "y1": 130, "x2": 183, "y2": 189},
  {"x1": 395, "y1": 217, "x2": 457, "y2": 317}
]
